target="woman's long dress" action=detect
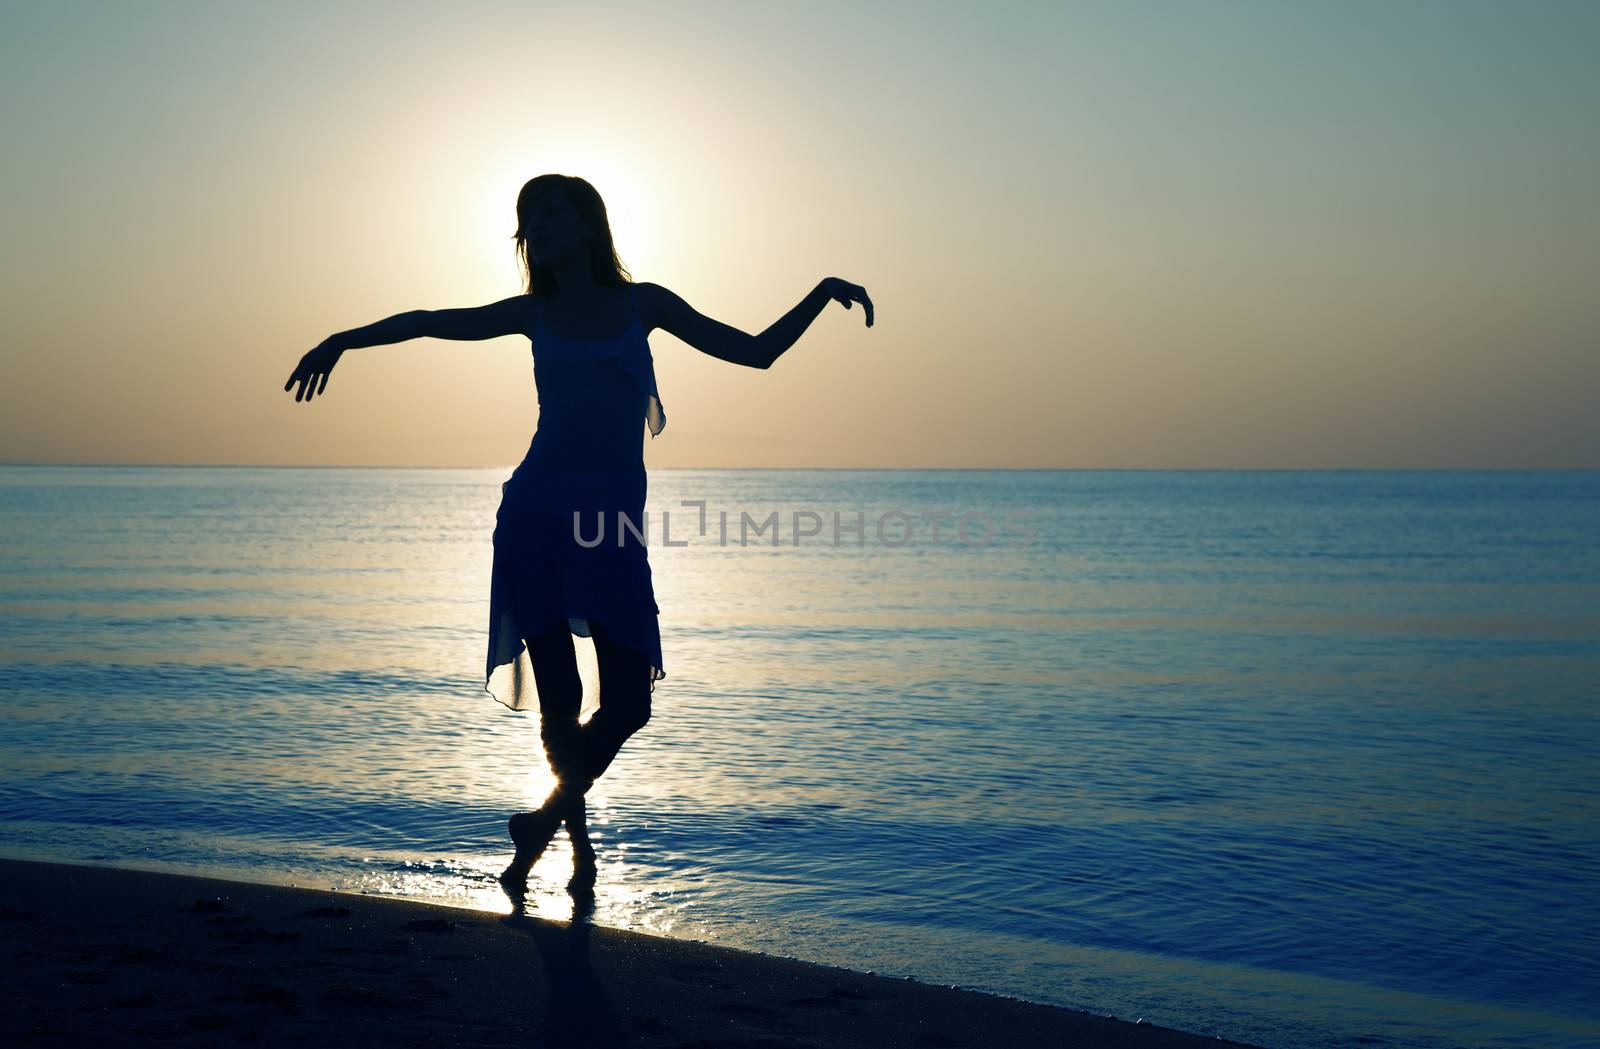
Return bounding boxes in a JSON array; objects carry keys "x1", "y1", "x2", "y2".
[{"x1": 484, "y1": 283, "x2": 667, "y2": 717}]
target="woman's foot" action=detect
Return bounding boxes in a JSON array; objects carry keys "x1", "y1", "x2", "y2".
[
  {"x1": 567, "y1": 847, "x2": 598, "y2": 893},
  {"x1": 562, "y1": 791, "x2": 599, "y2": 886},
  {"x1": 498, "y1": 805, "x2": 564, "y2": 887}
]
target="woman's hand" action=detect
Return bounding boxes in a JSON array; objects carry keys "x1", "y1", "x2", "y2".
[
  {"x1": 283, "y1": 339, "x2": 345, "y2": 403},
  {"x1": 819, "y1": 277, "x2": 874, "y2": 327}
]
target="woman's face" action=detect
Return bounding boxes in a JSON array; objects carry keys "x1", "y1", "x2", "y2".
[{"x1": 522, "y1": 192, "x2": 588, "y2": 265}]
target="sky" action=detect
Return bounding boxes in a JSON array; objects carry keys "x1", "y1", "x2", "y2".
[{"x1": 2, "y1": 0, "x2": 1597, "y2": 469}]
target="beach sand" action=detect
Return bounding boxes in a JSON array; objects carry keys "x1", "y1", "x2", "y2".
[{"x1": 1, "y1": 856, "x2": 1256, "y2": 1047}]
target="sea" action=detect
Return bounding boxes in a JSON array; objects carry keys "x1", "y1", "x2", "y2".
[{"x1": 0, "y1": 466, "x2": 1595, "y2": 1049}]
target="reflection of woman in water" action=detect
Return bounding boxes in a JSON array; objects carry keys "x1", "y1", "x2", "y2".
[{"x1": 284, "y1": 174, "x2": 873, "y2": 896}]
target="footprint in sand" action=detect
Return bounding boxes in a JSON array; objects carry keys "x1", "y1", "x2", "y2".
[
  {"x1": 181, "y1": 898, "x2": 229, "y2": 913},
  {"x1": 295, "y1": 905, "x2": 352, "y2": 919}
]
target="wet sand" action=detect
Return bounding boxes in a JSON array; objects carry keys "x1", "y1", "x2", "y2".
[{"x1": 0, "y1": 856, "x2": 1257, "y2": 1047}]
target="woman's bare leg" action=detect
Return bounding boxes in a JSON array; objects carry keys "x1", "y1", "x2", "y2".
[
  {"x1": 500, "y1": 617, "x2": 654, "y2": 888},
  {"x1": 565, "y1": 619, "x2": 653, "y2": 891},
  {"x1": 500, "y1": 617, "x2": 584, "y2": 886},
  {"x1": 579, "y1": 618, "x2": 654, "y2": 783}
]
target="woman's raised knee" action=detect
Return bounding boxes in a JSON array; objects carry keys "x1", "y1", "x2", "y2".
[
  {"x1": 596, "y1": 684, "x2": 651, "y2": 735},
  {"x1": 620, "y1": 694, "x2": 651, "y2": 733}
]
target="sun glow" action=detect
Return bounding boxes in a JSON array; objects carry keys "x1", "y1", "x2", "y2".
[{"x1": 455, "y1": 147, "x2": 661, "y2": 293}]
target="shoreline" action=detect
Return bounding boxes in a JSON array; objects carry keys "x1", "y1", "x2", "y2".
[{"x1": 1, "y1": 856, "x2": 1257, "y2": 1047}]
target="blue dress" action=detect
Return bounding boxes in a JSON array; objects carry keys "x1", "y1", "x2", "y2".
[{"x1": 484, "y1": 283, "x2": 666, "y2": 715}]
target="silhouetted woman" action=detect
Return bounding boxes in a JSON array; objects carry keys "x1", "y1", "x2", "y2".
[{"x1": 284, "y1": 174, "x2": 873, "y2": 895}]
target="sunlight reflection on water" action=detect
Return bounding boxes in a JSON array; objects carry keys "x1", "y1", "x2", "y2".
[{"x1": 1, "y1": 466, "x2": 1598, "y2": 1049}]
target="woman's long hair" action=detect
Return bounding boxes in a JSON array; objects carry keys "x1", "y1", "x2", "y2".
[{"x1": 512, "y1": 175, "x2": 633, "y2": 298}]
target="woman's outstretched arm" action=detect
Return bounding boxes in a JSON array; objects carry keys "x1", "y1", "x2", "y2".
[
  {"x1": 648, "y1": 278, "x2": 872, "y2": 370},
  {"x1": 283, "y1": 295, "x2": 531, "y2": 402}
]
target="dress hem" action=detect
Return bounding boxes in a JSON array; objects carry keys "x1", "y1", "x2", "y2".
[{"x1": 484, "y1": 611, "x2": 665, "y2": 715}]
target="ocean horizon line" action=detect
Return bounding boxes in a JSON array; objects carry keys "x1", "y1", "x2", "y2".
[{"x1": 2, "y1": 462, "x2": 1596, "y2": 473}]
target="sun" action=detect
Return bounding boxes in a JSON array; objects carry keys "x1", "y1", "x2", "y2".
[{"x1": 459, "y1": 148, "x2": 661, "y2": 291}]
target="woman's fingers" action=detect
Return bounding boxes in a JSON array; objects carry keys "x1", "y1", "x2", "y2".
[
  {"x1": 285, "y1": 358, "x2": 311, "y2": 400},
  {"x1": 824, "y1": 277, "x2": 873, "y2": 328},
  {"x1": 288, "y1": 368, "x2": 315, "y2": 402},
  {"x1": 840, "y1": 283, "x2": 872, "y2": 326},
  {"x1": 284, "y1": 349, "x2": 338, "y2": 401}
]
